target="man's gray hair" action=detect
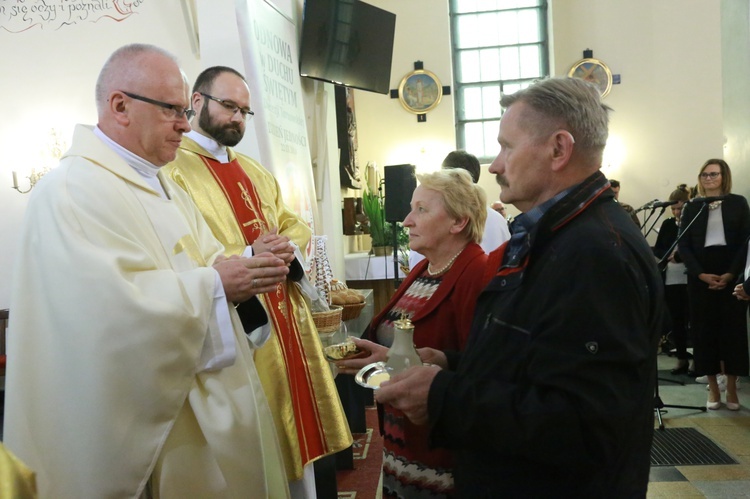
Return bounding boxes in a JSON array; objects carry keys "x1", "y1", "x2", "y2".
[
  {"x1": 94, "y1": 43, "x2": 178, "y2": 113},
  {"x1": 500, "y1": 77, "x2": 612, "y2": 154}
]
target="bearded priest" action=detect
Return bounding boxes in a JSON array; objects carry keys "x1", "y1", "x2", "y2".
[{"x1": 162, "y1": 66, "x2": 352, "y2": 498}]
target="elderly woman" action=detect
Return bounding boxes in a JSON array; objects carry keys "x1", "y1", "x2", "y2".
[
  {"x1": 678, "y1": 159, "x2": 750, "y2": 410},
  {"x1": 339, "y1": 168, "x2": 491, "y2": 498}
]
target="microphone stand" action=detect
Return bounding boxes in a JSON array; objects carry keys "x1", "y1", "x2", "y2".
[
  {"x1": 642, "y1": 206, "x2": 669, "y2": 239},
  {"x1": 391, "y1": 223, "x2": 401, "y2": 289},
  {"x1": 656, "y1": 202, "x2": 708, "y2": 272},
  {"x1": 653, "y1": 201, "x2": 710, "y2": 430},
  {"x1": 654, "y1": 367, "x2": 707, "y2": 430},
  {"x1": 381, "y1": 178, "x2": 403, "y2": 289},
  {"x1": 638, "y1": 207, "x2": 655, "y2": 232},
  {"x1": 633, "y1": 201, "x2": 658, "y2": 232}
]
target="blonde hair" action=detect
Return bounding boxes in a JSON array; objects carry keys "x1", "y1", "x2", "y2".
[{"x1": 416, "y1": 169, "x2": 487, "y2": 244}]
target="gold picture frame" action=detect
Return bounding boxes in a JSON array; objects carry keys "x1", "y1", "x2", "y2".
[
  {"x1": 397, "y1": 69, "x2": 443, "y2": 114},
  {"x1": 567, "y1": 58, "x2": 613, "y2": 98}
]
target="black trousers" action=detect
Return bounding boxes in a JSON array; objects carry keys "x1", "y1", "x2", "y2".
[
  {"x1": 687, "y1": 246, "x2": 749, "y2": 376},
  {"x1": 664, "y1": 283, "x2": 690, "y2": 360}
]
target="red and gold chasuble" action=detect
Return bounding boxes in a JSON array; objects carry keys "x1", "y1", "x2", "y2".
[{"x1": 202, "y1": 157, "x2": 327, "y2": 465}]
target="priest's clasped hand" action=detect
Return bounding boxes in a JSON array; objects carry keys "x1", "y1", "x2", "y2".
[
  {"x1": 252, "y1": 228, "x2": 296, "y2": 265},
  {"x1": 214, "y1": 253, "x2": 289, "y2": 303},
  {"x1": 374, "y1": 364, "x2": 441, "y2": 426}
]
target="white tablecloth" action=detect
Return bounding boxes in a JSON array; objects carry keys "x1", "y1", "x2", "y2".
[{"x1": 344, "y1": 252, "x2": 407, "y2": 281}]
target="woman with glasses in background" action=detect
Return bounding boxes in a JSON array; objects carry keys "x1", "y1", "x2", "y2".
[{"x1": 678, "y1": 159, "x2": 750, "y2": 410}]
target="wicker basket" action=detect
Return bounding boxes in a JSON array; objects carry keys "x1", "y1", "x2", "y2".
[
  {"x1": 341, "y1": 301, "x2": 366, "y2": 321},
  {"x1": 312, "y1": 305, "x2": 343, "y2": 333}
]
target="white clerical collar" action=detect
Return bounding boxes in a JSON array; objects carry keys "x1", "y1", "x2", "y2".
[
  {"x1": 186, "y1": 130, "x2": 229, "y2": 163},
  {"x1": 94, "y1": 126, "x2": 168, "y2": 198}
]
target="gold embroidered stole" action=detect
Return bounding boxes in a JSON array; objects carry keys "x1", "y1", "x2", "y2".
[{"x1": 201, "y1": 156, "x2": 326, "y2": 463}]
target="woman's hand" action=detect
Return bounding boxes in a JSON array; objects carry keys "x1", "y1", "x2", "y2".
[
  {"x1": 719, "y1": 273, "x2": 736, "y2": 287},
  {"x1": 336, "y1": 338, "x2": 388, "y2": 375},
  {"x1": 699, "y1": 273, "x2": 726, "y2": 290},
  {"x1": 733, "y1": 283, "x2": 750, "y2": 301}
]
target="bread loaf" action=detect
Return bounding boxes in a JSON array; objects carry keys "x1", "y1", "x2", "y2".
[{"x1": 330, "y1": 288, "x2": 365, "y2": 305}]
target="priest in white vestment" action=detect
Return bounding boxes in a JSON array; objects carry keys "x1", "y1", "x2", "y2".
[{"x1": 3, "y1": 44, "x2": 290, "y2": 499}]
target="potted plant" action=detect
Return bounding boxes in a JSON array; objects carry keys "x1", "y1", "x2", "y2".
[
  {"x1": 362, "y1": 188, "x2": 392, "y2": 255},
  {"x1": 362, "y1": 168, "x2": 392, "y2": 255},
  {"x1": 361, "y1": 168, "x2": 412, "y2": 258},
  {"x1": 393, "y1": 221, "x2": 411, "y2": 273}
]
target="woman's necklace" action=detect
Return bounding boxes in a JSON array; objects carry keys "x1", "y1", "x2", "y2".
[
  {"x1": 705, "y1": 191, "x2": 723, "y2": 211},
  {"x1": 427, "y1": 248, "x2": 465, "y2": 276}
]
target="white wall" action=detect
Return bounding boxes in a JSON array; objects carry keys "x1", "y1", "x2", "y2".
[
  {"x1": 551, "y1": 0, "x2": 725, "y2": 212},
  {"x1": 721, "y1": 0, "x2": 750, "y2": 200}
]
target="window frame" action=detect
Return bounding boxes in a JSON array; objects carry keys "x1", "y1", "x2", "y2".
[{"x1": 449, "y1": 1, "x2": 550, "y2": 162}]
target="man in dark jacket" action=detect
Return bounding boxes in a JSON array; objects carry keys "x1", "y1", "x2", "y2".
[{"x1": 375, "y1": 77, "x2": 665, "y2": 497}]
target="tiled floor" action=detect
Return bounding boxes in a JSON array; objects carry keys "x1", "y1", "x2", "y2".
[{"x1": 649, "y1": 354, "x2": 750, "y2": 498}]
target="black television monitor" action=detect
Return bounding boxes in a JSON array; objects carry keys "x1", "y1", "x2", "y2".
[{"x1": 299, "y1": 0, "x2": 396, "y2": 95}]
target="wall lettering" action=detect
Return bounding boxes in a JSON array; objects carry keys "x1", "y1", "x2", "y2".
[{"x1": 0, "y1": 0, "x2": 146, "y2": 32}]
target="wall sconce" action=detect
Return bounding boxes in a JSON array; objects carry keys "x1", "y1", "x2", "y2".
[
  {"x1": 12, "y1": 168, "x2": 51, "y2": 194},
  {"x1": 12, "y1": 129, "x2": 67, "y2": 194}
]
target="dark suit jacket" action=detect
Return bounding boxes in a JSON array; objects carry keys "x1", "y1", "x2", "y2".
[
  {"x1": 677, "y1": 194, "x2": 750, "y2": 278},
  {"x1": 653, "y1": 217, "x2": 679, "y2": 261},
  {"x1": 738, "y1": 233, "x2": 750, "y2": 295}
]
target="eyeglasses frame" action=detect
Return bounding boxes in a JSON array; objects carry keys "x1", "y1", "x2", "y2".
[
  {"x1": 699, "y1": 171, "x2": 721, "y2": 179},
  {"x1": 121, "y1": 91, "x2": 195, "y2": 121},
  {"x1": 200, "y1": 92, "x2": 254, "y2": 119}
]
